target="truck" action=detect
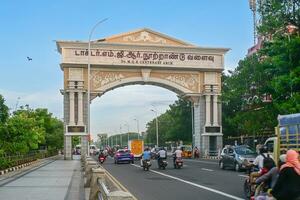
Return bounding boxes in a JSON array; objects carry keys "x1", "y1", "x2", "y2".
[
  {"x1": 128, "y1": 139, "x2": 144, "y2": 158},
  {"x1": 265, "y1": 113, "x2": 300, "y2": 162}
]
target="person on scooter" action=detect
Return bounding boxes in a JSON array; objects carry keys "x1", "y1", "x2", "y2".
[
  {"x1": 173, "y1": 147, "x2": 183, "y2": 166},
  {"x1": 141, "y1": 148, "x2": 151, "y2": 166},
  {"x1": 157, "y1": 147, "x2": 167, "y2": 166},
  {"x1": 247, "y1": 146, "x2": 273, "y2": 184},
  {"x1": 270, "y1": 149, "x2": 300, "y2": 200},
  {"x1": 98, "y1": 150, "x2": 106, "y2": 162},
  {"x1": 194, "y1": 146, "x2": 200, "y2": 158}
]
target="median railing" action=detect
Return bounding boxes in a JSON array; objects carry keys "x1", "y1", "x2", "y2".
[{"x1": 82, "y1": 155, "x2": 136, "y2": 200}]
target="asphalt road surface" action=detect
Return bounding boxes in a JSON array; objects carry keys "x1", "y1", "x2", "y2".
[{"x1": 95, "y1": 156, "x2": 247, "y2": 200}]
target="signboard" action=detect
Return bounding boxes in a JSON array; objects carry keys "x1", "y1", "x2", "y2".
[
  {"x1": 63, "y1": 48, "x2": 223, "y2": 69},
  {"x1": 65, "y1": 125, "x2": 86, "y2": 136}
]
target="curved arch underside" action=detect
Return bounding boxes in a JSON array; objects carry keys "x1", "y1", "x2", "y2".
[{"x1": 95, "y1": 77, "x2": 193, "y2": 97}]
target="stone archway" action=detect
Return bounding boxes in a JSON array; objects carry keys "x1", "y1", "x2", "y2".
[{"x1": 56, "y1": 28, "x2": 229, "y2": 160}]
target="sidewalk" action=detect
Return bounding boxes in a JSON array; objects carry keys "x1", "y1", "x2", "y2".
[{"x1": 0, "y1": 155, "x2": 84, "y2": 200}]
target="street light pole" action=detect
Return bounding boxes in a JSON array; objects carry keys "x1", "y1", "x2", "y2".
[
  {"x1": 150, "y1": 109, "x2": 159, "y2": 147},
  {"x1": 120, "y1": 125, "x2": 122, "y2": 147},
  {"x1": 134, "y1": 118, "x2": 140, "y2": 140},
  {"x1": 124, "y1": 122, "x2": 130, "y2": 145},
  {"x1": 87, "y1": 18, "x2": 108, "y2": 156}
]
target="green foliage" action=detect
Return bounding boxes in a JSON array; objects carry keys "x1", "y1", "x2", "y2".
[
  {"x1": 0, "y1": 95, "x2": 9, "y2": 124},
  {"x1": 0, "y1": 97, "x2": 64, "y2": 155},
  {"x1": 222, "y1": 1, "x2": 300, "y2": 138},
  {"x1": 145, "y1": 97, "x2": 192, "y2": 145}
]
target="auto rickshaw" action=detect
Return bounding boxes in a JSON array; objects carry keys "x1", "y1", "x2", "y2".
[{"x1": 180, "y1": 145, "x2": 192, "y2": 158}]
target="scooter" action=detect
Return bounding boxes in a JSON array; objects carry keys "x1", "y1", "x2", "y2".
[
  {"x1": 243, "y1": 165, "x2": 259, "y2": 199},
  {"x1": 158, "y1": 158, "x2": 168, "y2": 170},
  {"x1": 174, "y1": 157, "x2": 183, "y2": 169},
  {"x1": 142, "y1": 159, "x2": 151, "y2": 171},
  {"x1": 98, "y1": 155, "x2": 106, "y2": 164}
]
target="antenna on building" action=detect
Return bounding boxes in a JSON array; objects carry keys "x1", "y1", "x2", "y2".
[{"x1": 249, "y1": 0, "x2": 257, "y2": 45}]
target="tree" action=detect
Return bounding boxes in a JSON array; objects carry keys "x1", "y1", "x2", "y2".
[
  {"x1": 145, "y1": 97, "x2": 192, "y2": 145},
  {"x1": 0, "y1": 95, "x2": 9, "y2": 124},
  {"x1": 222, "y1": 1, "x2": 300, "y2": 139}
]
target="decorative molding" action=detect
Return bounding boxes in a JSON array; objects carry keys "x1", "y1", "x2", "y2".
[
  {"x1": 123, "y1": 31, "x2": 167, "y2": 44},
  {"x1": 69, "y1": 68, "x2": 83, "y2": 81},
  {"x1": 91, "y1": 71, "x2": 125, "y2": 90},
  {"x1": 154, "y1": 73, "x2": 199, "y2": 92},
  {"x1": 141, "y1": 69, "x2": 152, "y2": 82}
]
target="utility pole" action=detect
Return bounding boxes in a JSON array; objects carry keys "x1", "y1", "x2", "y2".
[{"x1": 249, "y1": 0, "x2": 257, "y2": 45}]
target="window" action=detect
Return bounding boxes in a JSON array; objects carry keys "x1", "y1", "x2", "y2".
[
  {"x1": 228, "y1": 148, "x2": 234, "y2": 154},
  {"x1": 223, "y1": 149, "x2": 228, "y2": 154}
]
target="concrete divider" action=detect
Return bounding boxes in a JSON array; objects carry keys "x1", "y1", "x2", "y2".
[
  {"x1": 82, "y1": 156, "x2": 136, "y2": 200},
  {"x1": 84, "y1": 160, "x2": 99, "y2": 187}
]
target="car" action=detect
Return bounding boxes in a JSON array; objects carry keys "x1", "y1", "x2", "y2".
[
  {"x1": 219, "y1": 145, "x2": 257, "y2": 171},
  {"x1": 114, "y1": 149, "x2": 134, "y2": 164}
]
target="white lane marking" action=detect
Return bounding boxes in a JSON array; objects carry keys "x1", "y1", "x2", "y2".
[
  {"x1": 183, "y1": 159, "x2": 218, "y2": 165},
  {"x1": 131, "y1": 164, "x2": 244, "y2": 200},
  {"x1": 238, "y1": 175, "x2": 248, "y2": 178},
  {"x1": 201, "y1": 168, "x2": 214, "y2": 172}
]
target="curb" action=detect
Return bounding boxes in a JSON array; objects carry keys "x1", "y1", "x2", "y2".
[
  {"x1": 0, "y1": 155, "x2": 59, "y2": 176},
  {"x1": 0, "y1": 160, "x2": 37, "y2": 176}
]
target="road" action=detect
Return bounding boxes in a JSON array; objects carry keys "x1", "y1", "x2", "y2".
[{"x1": 95, "y1": 156, "x2": 247, "y2": 200}]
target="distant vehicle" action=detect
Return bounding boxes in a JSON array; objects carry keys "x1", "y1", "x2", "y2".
[
  {"x1": 128, "y1": 139, "x2": 144, "y2": 158},
  {"x1": 114, "y1": 149, "x2": 134, "y2": 164},
  {"x1": 264, "y1": 113, "x2": 300, "y2": 163},
  {"x1": 150, "y1": 147, "x2": 161, "y2": 159},
  {"x1": 179, "y1": 145, "x2": 192, "y2": 158},
  {"x1": 89, "y1": 145, "x2": 97, "y2": 155},
  {"x1": 74, "y1": 145, "x2": 81, "y2": 155},
  {"x1": 219, "y1": 145, "x2": 257, "y2": 171}
]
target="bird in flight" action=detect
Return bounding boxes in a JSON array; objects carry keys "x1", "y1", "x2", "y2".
[{"x1": 27, "y1": 56, "x2": 32, "y2": 61}]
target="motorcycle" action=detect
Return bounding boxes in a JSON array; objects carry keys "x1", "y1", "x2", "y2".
[
  {"x1": 174, "y1": 157, "x2": 183, "y2": 169},
  {"x1": 243, "y1": 165, "x2": 259, "y2": 199},
  {"x1": 142, "y1": 159, "x2": 151, "y2": 171},
  {"x1": 158, "y1": 158, "x2": 168, "y2": 170},
  {"x1": 98, "y1": 155, "x2": 106, "y2": 164}
]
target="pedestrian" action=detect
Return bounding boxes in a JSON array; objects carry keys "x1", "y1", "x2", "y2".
[
  {"x1": 194, "y1": 146, "x2": 199, "y2": 158},
  {"x1": 270, "y1": 149, "x2": 300, "y2": 200}
]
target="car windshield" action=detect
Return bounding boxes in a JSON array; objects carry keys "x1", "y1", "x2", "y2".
[
  {"x1": 118, "y1": 150, "x2": 130, "y2": 153},
  {"x1": 234, "y1": 147, "x2": 255, "y2": 155}
]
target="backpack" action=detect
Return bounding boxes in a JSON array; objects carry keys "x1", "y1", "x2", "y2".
[{"x1": 261, "y1": 153, "x2": 276, "y2": 188}]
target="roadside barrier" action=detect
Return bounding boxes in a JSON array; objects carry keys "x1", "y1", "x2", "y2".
[{"x1": 83, "y1": 156, "x2": 136, "y2": 200}]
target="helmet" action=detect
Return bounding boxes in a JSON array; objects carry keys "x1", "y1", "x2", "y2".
[{"x1": 259, "y1": 145, "x2": 267, "y2": 154}]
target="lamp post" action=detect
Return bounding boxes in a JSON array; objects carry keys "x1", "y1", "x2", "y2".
[
  {"x1": 87, "y1": 18, "x2": 108, "y2": 156},
  {"x1": 120, "y1": 125, "x2": 123, "y2": 147},
  {"x1": 134, "y1": 118, "x2": 140, "y2": 140},
  {"x1": 150, "y1": 109, "x2": 159, "y2": 147},
  {"x1": 124, "y1": 122, "x2": 130, "y2": 145}
]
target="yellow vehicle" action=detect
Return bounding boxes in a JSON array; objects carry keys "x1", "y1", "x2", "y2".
[
  {"x1": 265, "y1": 113, "x2": 300, "y2": 163},
  {"x1": 128, "y1": 139, "x2": 144, "y2": 158},
  {"x1": 180, "y1": 145, "x2": 193, "y2": 158}
]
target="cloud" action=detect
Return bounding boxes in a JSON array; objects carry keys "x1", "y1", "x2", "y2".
[
  {"x1": 0, "y1": 85, "x2": 179, "y2": 141},
  {"x1": 0, "y1": 89, "x2": 63, "y2": 118}
]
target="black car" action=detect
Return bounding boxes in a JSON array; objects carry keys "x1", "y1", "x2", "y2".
[{"x1": 219, "y1": 145, "x2": 257, "y2": 171}]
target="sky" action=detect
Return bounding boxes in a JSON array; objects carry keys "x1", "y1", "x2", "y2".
[{"x1": 0, "y1": 0, "x2": 254, "y2": 140}]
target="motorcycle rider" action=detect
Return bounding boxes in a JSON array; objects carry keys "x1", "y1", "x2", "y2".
[
  {"x1": 141, "y1": 148, "x2": 151, "y2": 166},
  {"x1": 247, "y1": 146, "x2": 274, "y2": 184},
  {"x1": 98, "y1": 149, "x2": 106, "y2": 162},
  {"x1": 157, "y1": 147, "x2": 167, "y2": 166},
  {"x1": 173, "y1": 147, "x2": 183, "y2": 166}
]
